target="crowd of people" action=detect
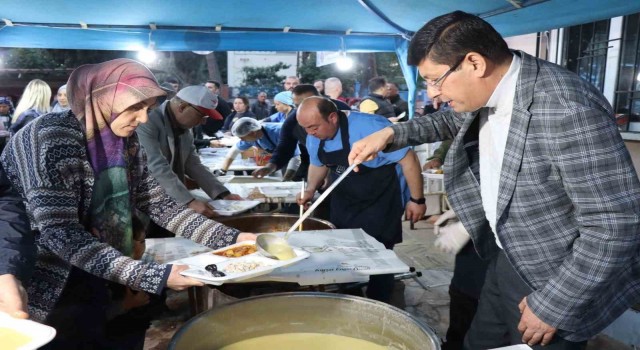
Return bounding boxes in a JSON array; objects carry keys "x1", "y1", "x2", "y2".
[{"x1": 1, "y1": 9, "x2": 640, "y2": 350}]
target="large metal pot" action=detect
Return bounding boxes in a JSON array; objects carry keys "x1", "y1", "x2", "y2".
[
  {"x1": 216, "y1": 213, "x2": 335, "y2": 232},
  {"x1": 169, "y1": 292, "x2": 440, "y2": 350}
]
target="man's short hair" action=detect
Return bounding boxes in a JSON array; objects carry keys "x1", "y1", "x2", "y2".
[
  {"x1": 314, "y1": 79, "x2": 324, "y2": 84},
  {"x1": 292, "y1": 84, "x2": 320, "y2": 97},
  {"x1": 315, "y1": 97, "x2": 338, "y2": 121},
  {"x1": 206, "y1": 80, "x2": 221, "y2": 89},
  {"x1": 408, "y1": 10, "x2": 511, "y2": 67},
  {"x1": 368, "y1": 77, "x2": 387, "y2": 93}
]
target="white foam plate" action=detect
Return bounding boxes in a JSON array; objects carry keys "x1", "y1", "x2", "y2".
[
  {"x1": 489, "y1": 345, "x2": 533, "y2": 350},
  {"x1": 172, "y1": 241, "x2": 310, "y2": 285},
  {"x1": 0, "y1": 312, "x2": 56, "y2": 349},
  {"x1": 208, "y1": 199, "x2": 261, "y2": 216}
]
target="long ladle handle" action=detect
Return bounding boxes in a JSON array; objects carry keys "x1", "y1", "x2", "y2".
[{"x1": 285, "y1": 163, "x2": 358, "y2": 238}]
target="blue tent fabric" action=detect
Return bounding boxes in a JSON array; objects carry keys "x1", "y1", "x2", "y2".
[
  {"x1": 2, "y1": 0, "x2": 640, "y2": 116},
  {"x1": 394, "y1": 38, "x2": 418, "y2": 120},
  {"x1": 3, "y1": 0, "x2": 640, "y2": 49}
]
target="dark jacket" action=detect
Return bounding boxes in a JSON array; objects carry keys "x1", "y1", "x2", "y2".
[
  {"x1": 10, "y1": 109, "x2": 43, "y2": 135},
  {"x1": 221, "y1": 110, "x2": 256, "y2": 132},
  {"x1": 250, "y1": 101, "x2": 271, "y2": 120},
  {"x1": 389, "y1": 94, "x2": 409, "y2": 120},
  {"x1": 360, "y1": 93, "x2": 395, "y2": 119},
  {"x1": 0, "y1": 162, "x2": 35, "y2": 283}
]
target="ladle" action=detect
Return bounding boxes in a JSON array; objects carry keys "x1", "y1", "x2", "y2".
[{"x1": 256, "y1": 163, "x2": 358, "y2": 260}]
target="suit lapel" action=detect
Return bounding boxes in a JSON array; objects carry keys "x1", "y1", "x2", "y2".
[{"x1": 495, "y1": 52, "x2": 537, "y2": 222}]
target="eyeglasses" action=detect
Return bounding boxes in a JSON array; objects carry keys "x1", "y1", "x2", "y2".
[
  {"x1": 189, "y1": 105, "x2": 207, "y2": 119},
  {"x1": 423, "y1": 56, "x2": 466, "y2": 91}
]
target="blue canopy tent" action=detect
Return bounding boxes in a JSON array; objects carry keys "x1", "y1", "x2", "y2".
[{"x1": 2, "y1": 0, "x2": 640, "y2": 117}]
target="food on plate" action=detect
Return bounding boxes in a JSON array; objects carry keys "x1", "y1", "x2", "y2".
[
  {"x1": 0, "y1": 327, "x2": 32, "y2": 349},
  {"x1": 213, "y1": 244, "x2": 257, "y2": 258},
  {"x1": 247, "y1": 187, "x2": 266, "y2": 199},
  {"x1": 205, "y1": 264, "x2": 226, "y2": 277},
  {"x1": 224, "y1": 260, "x2": 265, "y2": 273}
]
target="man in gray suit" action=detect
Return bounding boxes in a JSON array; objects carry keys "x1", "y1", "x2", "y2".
[
  {"x1": 349, "y1": 11, "x2": 640, "y2": 350},
  {"x1": 138, "y1": 86, "x2": 240, "y2": 232}
]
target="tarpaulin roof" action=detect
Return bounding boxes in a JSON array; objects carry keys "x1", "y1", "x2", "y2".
[
  {"x1": 1, "y1": 0, "x2": 639, "y2": 52},
  {"x1": 2, "y1": 0, "x2": 639, "y2": 117}
]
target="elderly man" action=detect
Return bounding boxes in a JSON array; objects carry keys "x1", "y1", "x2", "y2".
[
  {"x1": 297, "y1": 97, "x2": 425, "y2": 303},
  {"x1": 138, "y1": 86, "x2": 240, "y2": 236},
  {"x1": 324, "y1": 77, "x2": 346, "y2": 102},
  {"x1": 220, "y1": 117, "x2": 300, "y2": 180},
  {"x1": 349, "y1": 10, "x2": 640, "y2": 350},
  {"x1": 250, "y1": 91, "x2": 270, "y2": 120},
  {"x1": 359, "y1": 77, "x2": 395, "y2": 119}
]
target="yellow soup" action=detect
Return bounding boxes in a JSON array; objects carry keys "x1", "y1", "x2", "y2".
[
  {"x1": 0, "y1": 327, "x2": 32, "y2": 349},
  {"x1": 220, "y1": 333, "x2": 388, "y2": 350},
  {"x1": 268, "y1": 241, "x2": 296, "y2": 260}
]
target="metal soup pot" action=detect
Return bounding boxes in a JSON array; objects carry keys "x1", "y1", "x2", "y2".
[
  {"x1": 216, "y1": 213, "x2": 335, "y2": 232},
  {"x1": 169, "y1": 292, "x2": 441, "y2": 350}
]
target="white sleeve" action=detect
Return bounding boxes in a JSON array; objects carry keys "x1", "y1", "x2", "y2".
[
  {"x1": 286, "y1": 155, "x2": 301, "y2": 172},
  {"x1": 225, "y1": 144, "x2": 242, "y2": 160}
]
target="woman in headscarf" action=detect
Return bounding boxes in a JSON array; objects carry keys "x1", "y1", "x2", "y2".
[
  {"x1": 262, "y1": 91, "x2": 294, "y2": 123},
  {"x1": 1, "y1": 59, "x2": 255, "y2": 349},
  {"x1": 10, "y1": 79, "x2": 52, "y2": 134},
  {"x1": 51, "y1": 84, "x2": 70, "y2": 113}
]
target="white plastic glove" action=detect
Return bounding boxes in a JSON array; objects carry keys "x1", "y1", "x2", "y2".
[{"x1": 433, "y1": 209, "x2": 471, "y2": 254}]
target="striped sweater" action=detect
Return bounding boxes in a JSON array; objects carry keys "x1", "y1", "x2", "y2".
[{"x1": 0, "y1": 111, "x2": 240, "y2": 322}]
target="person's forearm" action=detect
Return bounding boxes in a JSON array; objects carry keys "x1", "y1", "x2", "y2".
[
  {"x1": 398, "y1": 149, "x2": 424, "y2": 199},
  {"x1": 306, "y1": 165, "x2": 329, "y2": 193},
  {"x1": 222, "y1": 146, "x2": 241, "y2": 171},
  {"x1": 388, "y1": 110, "x2": 461, "y2": 151}
]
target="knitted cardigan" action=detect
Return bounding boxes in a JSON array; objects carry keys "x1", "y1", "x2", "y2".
[{"x1": 0, "y1": 111, "x2": 240, "y2": 322}]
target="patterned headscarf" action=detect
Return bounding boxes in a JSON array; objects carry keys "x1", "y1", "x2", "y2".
[{"x1": 67, "y1": 58, "x2": 166, "y2": 256}]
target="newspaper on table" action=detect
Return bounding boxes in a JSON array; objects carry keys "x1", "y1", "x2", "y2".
[
  {"x1": 143, "y1": 229, "x2": 410, "y2": 286},
  {"x1": 247, "y1": 229, "x2": 410, "y2": 285},
  {"x1": 199, "y1": 152, "x2": 259, "y2": 171},
  {"x1": 191, "y1": 181, "x2": 305, "y2": 204},
  {"x1": 142, "y1": 237, "x2": 213, "y2": 264}
]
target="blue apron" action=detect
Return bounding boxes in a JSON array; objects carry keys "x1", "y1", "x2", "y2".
[{"x1": 317, "y1": 112, "x2": 404, "y2": 246}]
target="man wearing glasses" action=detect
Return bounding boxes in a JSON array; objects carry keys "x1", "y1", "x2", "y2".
[
  {"x1": 349, "y1": 10, "x2": 640, "y2": 350},
  {"x1": 138, "y1": 86, "x2": 241, "y2": 237}
]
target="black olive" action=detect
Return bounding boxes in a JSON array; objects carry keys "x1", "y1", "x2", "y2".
[
  {"x1": 211, "y1": 271, "x2": 226, "y2": 277},
  {"x1": 205, "y1": 264, "x2": 218, "y2": 273}
]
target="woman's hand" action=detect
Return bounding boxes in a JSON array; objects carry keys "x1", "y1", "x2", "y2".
[
  {"x1": 166, "y1": 265, "x2": 205, "y2": 291},
  {"x1": 0, "y1": 274, "x2": 29, "y2": 319},
  {"x1": 236, "y1": 232, "x2": 257, "y2": 242}
]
